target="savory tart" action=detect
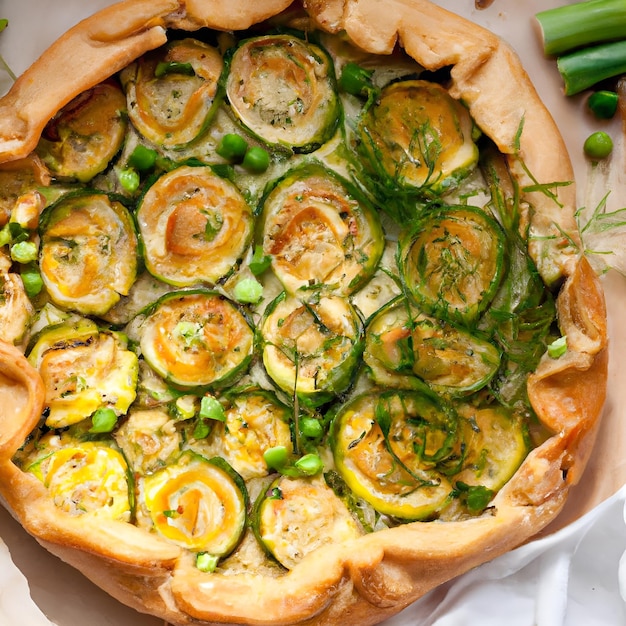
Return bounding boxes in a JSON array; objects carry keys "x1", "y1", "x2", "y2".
[{"x1": 0, "y1": 1, "x2": 608, "y2": 625}]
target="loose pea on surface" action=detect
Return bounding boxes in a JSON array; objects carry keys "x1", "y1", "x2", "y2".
[
  {"x1": 242, "y1": 146, "x2": 270, "y2": 173},
  {"x1": 583, "y1": 131, "x2": 613, "y2": 159}
]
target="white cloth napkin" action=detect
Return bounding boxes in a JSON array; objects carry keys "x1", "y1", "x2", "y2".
[{"x1": 384, "y1": 485, "x2": 626, "y2": 626}]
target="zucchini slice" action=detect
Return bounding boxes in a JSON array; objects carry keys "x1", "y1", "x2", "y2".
[
  {"x1": 258, "y1": 163, "x2": 384, "y2": 296},
  {"x1": 195, "y1": 390, "x2": 293, "y2": 480},
  {"x1": 225, "y1": 34, "x2": 340, "y2": 152},
  {"x1": 253, "y1": 475, "x2": 362, "y2": 570},
  {"x1": 364, "y1": 297, "x2": 501, "y2": 396},
  {"x1": 454, "y1": 403, "x2": 529, "y2": 492},
  {"x1": 259, "y1": 292, "x2": 364, "y2": 403},
  {"x1": 358, "y1": 79, "x2": 478, "y2": 194},
  {"x1": 330, "y1": 391, "x2": 456, "y2": 520},
  {"x1": 27, "y1": 321, "x2": 139, "y2": 429},
  {"x1": 39, "y1": 192, "x2": 138, "y2": 316},
  {"x1": 137, "y1": 165, "x2": 253, "y2": 287},
  {"x1": 114, "y1": 408, "x2": 182, "y2": 476},
  {"x1": 27, "y1": 439, "x2": 131, "y2": 521},
  {"x1": 36, "y1": 81, "x2": 127, "y2": 182},
  {"x1": 122, "y1": 38, "x2": 223, "y2": 148},
  {"x1": 398, "y1": 206, "x2": 505, "y2": 326},
  {"x1": 139, "y1": 290, "x2": 254, "y2": 389},
  {"x1": 141, "y1": 451, "x2": 247, "y2": 556}
]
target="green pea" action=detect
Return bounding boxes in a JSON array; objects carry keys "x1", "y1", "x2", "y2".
[
  {"x1": 233, "y1": 277, "x2": 263, "y2": 304},
  {"x1": 294, "y1": 453, "x2": 323, "y2": 476},
  {"x1": 242, "y1": 146, "x2": 270, "y2": 173},
  {"x1": 118, "y1": 168, "x2": 140, "y2": 193},
  {"x1": 583, "y1": 131, "x2": 613, "y2": 159},
  {"x1": 264, "y1": 445, "x2": 289, "y2": 470},
  {"x1": 89, "y1": 407, "x2": 118, "y2": 433},
  {"x1": 216, "y1": 133, "x2": 248, "y2": 161},
  {"x1": 300, "y1": 416, "x2": 323, "y2": 439},
  {"x1": 10, "y1": 241, "x2": 38, "y2": 263}
]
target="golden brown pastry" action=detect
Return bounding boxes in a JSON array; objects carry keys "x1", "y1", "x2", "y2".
[{"x1": 0, "y1": 2, "x2": 607, "y2": 625}]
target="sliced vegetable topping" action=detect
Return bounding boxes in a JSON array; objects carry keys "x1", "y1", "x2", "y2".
[
  {"x1": 259, "y1": 163, "x2": 384, "y2": 295},
  {"x1": 357, "y1": 79, "x2": 478, "y2": 195},
  {"x1": 0, "y1": 155, "x2": 50, "y2": 226},
  {"x1": 139, "y1": 290, "x2": 254, "y2": 389},
  {"x1": 225, "y1": 34, "x2": 339, "y2": 152},
  {"x1": 454, "y1": 403, "x2": 529, "y2": 493},
  {"x1": 27, "y1": 321, "x2": 138, "y2": 429},
  {"x1": 36, "y1": 81, "x2": 127, "y2": 182},
  {"x1": 260, "y1": 292, "x2": 364, "y2": 403},
  {"x1": 364, "y1": 297, "x2": 501, "y2": 396},
  {"x1": 27, "y1": 440, "x2": 131, "y2": 520},
  {"x1": 330, "y1": 391, "x2": 456, "y2": 520},
  {"x1": 137, "y1": 165, "x2": 253, "y2": 286},
  {"x1": 196, "y1": 390, "x2": 293, "y2": 480},
  {"x1": 114, "y1": 408, "x2": 182, "y2": 475},
  {"x1": 398, "y1": 206, "x2": 505, "y2": 326},
  {"x1": 142, "y1": 451, "x2": 247, "y2": 555},
  {"x1": 253, "y1": 475, "x2": 362, "y2": 569},
  {"x1": 39, "y1": 193, "x2": 138, "y2": 316},
  {"x1": 122, "y1": 38, "x2": 223, "y2": 148}
]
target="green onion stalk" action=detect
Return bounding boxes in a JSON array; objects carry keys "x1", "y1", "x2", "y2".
[{"x1": 536, "y1": 0, "x2": 626, "y2": 56}]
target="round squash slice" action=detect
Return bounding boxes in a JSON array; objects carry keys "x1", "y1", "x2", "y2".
[
  {"x1": 139, "y1": 290, "x2": 254, "y2": 389},
  {"x1": 122, "y1": 38, "x2": 224, "y2": 149},
  {"x1": 259, "y1": 163, "x2": 384, "y2": 296},
  {"x1": 225, "y1": 34, "x2": 340, "y2": 152},
  {"x1": 39, "y1": 192, "x2": 138, "y2": 316},
  {"x1": 36, "y1": 81, "x2": 127, "y2": 182},
  {"x1": 137, "y1": 165, "x2": 253, "y2": 286},
  {"x1": 141, "y1": 451, "x2": 247, "y2": 556}
]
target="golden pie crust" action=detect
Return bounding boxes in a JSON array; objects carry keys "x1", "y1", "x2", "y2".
[{"x1": 0, "y1": 1, "x2": 608, "y2": 625}]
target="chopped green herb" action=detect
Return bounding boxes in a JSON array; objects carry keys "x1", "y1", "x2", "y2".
[
  {"x1": 128, "y1": 144, "x2": 157, "y2": 171},
  {"x1": 199, "y1": 395, "x2": 225, "y2": 421},
  {"x1": 248, "y1": 245, "x2": 271, "y2": 276},
  {"x1": 154, "y1": 61, "x2": 195, "y2": 78}
]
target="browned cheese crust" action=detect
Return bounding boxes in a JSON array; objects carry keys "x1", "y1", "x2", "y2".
[{"x1": 0, "y1": 1, "x2": 608, "y2": 625}]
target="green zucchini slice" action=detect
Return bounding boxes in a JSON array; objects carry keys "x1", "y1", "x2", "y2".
[
  {"x1": 454, "y1": 403, "x2": 529, "y2": 492},
  {"x1": 122, "y1": 38, "x2": 223, "y2": 149},
  {"x1": 364, "y1": 297, "x2": 501, "y2": 396},
  {"x1": 398, "y1": 206, "x2": 505, "y2": 326},
  {"x1": 141, "y1": 451, "x2": 247, "y2": 555},
  {"x1": 137, "y1": 165, "x2": 252, "y2": 287},
  {"x1": 27, "y1": 321, "x2": 138, "y2": 429},
  {"x1": 330, "y1": 391, "x2": 456, "y2": 520},
  {"x1": 139, "y1": 290, "x2": 254, "y2": 389},
  {"x1": 225, "y1": 34, "x2": 340, "y2": 152},
  {"x1": 26, "y1": 438, "x2": 131, "y2": 521},
  {"x1": 39, "y1": 192, "x2": 138, "y2": 316},
  {"x1": 36, "y1": 81, "x2": 127, "y2": 182},
  {"x1": 258, "y1": 163, "x2": 384, "y2": 296},
  {"x1": 357, "y1": 79, "x2": 478, "y2": 194},
  {"x1": 259, "y1": 292, "x2": 364, "y2": 403},
  {"x1": 195, "y1": 390, "x2": 293, "y2": 480},
  {"x1": 253, "y1": 475, "x2": 362, "y2": 569},
  {"x1": 114, "y1": 408, "x2": 182, "y2": 476}
]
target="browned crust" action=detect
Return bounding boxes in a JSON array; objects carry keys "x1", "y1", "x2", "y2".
[{"x1": 0, "y1": 2, "x2": 608, "y2": 626}]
